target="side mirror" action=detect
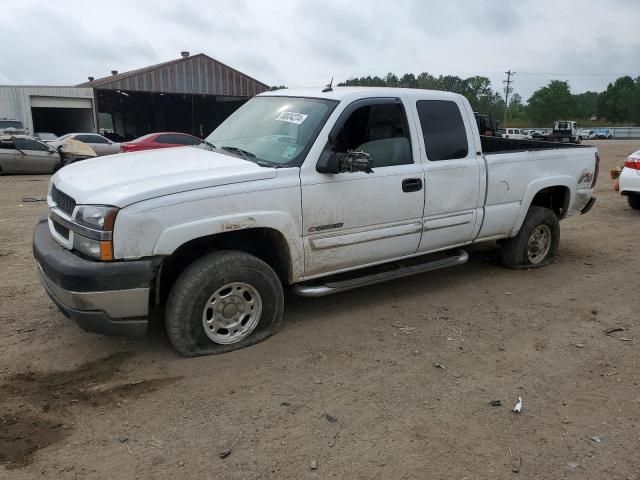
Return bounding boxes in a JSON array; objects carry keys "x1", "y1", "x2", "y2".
[{"x1": 317, "y1": 150, "x2": 373, "y2": 174}]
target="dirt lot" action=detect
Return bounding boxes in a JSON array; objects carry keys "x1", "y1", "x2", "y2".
[{"x1": 1, "y1": 140, "x2": 639, "y2": 479}]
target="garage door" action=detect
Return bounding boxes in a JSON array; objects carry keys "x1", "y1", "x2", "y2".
[{"x1": 30, "y1": 96, "x2": 93, "y2": 109}]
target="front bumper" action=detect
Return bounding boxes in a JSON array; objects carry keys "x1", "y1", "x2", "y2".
[{"x1": 33, "y1": 219, "x2": 160, "y2": 336}]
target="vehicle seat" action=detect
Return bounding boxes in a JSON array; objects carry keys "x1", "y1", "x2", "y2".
[
  {"x1": 368, "y1": 121, "x2": 397, "y2": 141},
  {"x1": 356, "y1": 137, "x2": 410, "y2": 168}
]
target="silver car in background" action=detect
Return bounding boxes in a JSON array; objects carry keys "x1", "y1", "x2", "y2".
[
  {"x1": 50, "y1": 133, "x2": 120, "y2": 156},
  {"x1": 0, "y1": 135, "x2": 62, "y2": 173},
  {"x1": 0, "y1": 135, "x2": 97, "y2": 174}
]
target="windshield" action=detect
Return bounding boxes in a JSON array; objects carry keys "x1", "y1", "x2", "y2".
[
  {"x1": 0, "y1": 120, "x2": 23, "y2": 129},
  {"x1": 204, "y1": 96, "x2": 337, "y2": 166}
]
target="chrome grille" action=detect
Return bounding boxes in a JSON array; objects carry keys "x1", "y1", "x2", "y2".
[{"x1": 51, "y1": 184, "x2": 76, "y2": 216}]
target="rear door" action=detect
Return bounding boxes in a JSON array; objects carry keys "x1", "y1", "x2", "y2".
[
  {"x1": 13, "y1": 138, "x2": 59, "y2": 173},
  {"x1": 408, "y1": 95, "x2": 483, "y2": 252},
  {"x1": 300, "y1": 97, "x2": 426, "y2": 277}
]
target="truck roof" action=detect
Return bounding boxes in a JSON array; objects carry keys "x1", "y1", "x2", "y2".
[{"x1": 259, "y1": 86, "x2": 465, "y2": 102}]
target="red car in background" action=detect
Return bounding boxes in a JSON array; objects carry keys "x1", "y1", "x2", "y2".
[{"x1": 120, "y1": 132, "x2": 202, "y2": 153}]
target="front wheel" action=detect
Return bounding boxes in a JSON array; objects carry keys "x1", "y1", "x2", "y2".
[
  {"x1": 165, "y1": 250, "x2": 284, "y2": 357},
  {"x1": 500, "y1": 206, "x2": 560, "y2": 269},
  {"x1": 628, "y1": 195, "x2": 640, "y2": 210}
]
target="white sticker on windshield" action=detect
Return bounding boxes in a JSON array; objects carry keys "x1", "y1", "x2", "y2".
[
  {"x1": 276, "y1": 111, "x2": 308, "y2": 125},
  {"x1": 282, "y1": 145, "x2": 298, "y2": 160}
]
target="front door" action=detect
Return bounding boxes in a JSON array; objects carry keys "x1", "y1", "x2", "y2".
[
  {"x1": 408, "y1": 96, "x2": 483, "y2": 253},
  {"x1": 14, "y1": 138, "x2": 59, "y2": 173},
  {"x1": 300, "y1": 98, "x2": 425, "y2": 278}
]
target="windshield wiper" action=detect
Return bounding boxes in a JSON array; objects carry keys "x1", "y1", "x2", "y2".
[
  {"x1": 220, "y1": 146, "x2": 255, "y2": 161},
  {"x1": 219, "y1": 146, "x2": 280, "y2": 168}
]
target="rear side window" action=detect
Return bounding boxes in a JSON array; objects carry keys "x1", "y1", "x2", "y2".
[
  {"x1": 14, "y1": 138, "x2": 50, "y2": 151},
  {"x1": 87, "y1": 135, "x2": 109, "y2": 144},
  {"x1": 416, "y1": 100, "x2": 468, "y2": 161},
  {"x1": 156, "y1": 134, "x2": 185, "y2": 144},
  {"x1": 173, "y1": 134, "x2": 200, "y2": 145}
]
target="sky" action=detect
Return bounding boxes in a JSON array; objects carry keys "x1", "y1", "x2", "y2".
[{"x1": 1, "y1": 0, "x2": 639, "y2": 101}]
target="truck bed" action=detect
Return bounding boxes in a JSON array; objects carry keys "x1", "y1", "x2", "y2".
[{"x1": 481, "y1": 136, "x2": 589, "y2": 155}]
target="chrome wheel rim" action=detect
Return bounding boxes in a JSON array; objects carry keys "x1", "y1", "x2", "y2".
[
  {"x1": 201, "y1": 282, "x2": 262, "y2": 344},
  {"x1": 527, "y1": 224, "x2": 551, "y2": 264}
]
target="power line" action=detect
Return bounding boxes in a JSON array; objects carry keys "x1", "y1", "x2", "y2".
[
  {"x1": 503, "y1": 70, "x2": 515, "y2": 126},
  {"x1": 516, "y1": 71, "x2": 638, "y2": 77}
]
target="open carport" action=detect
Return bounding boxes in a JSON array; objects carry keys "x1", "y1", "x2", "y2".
[{"x1": 81, "y1": 52, "x2": 269, "y2": 140}]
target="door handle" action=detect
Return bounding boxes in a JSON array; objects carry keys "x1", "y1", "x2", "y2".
[{"x1": 402, "y1": 178, "x2": 423, "y2": 192}]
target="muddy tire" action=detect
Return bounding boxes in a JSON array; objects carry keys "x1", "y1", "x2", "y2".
[
  {"x1": 500, "y1": 206, "x2": 559, "y2": 269},
  {"x1": 165, "y1": 250, "x2": 284, "y2": 357},
  {"x1": 628, "y1": 195, "x2": 640, "y2": 210}
]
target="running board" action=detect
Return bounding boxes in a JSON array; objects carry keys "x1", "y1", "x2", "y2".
[{"x1": 293, "y1": 249, "x2": 469, "y2": 298}]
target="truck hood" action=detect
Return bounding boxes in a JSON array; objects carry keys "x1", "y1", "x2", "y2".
[{"x1": 51, "y1": 146, "x2": 278, "y2": 207}]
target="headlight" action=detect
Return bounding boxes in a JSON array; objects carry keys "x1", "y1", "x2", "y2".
[
  {"x1": 72, "y1": 205, "x2": 118, "y2": 261},
  {"x1": 75, "y1": 205, "x2": 118, "y2": 231},
  {"x1": 74, "y1": 235, "x2": 114, "y2": 261}
]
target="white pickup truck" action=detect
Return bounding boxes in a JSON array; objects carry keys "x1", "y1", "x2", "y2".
[{"x1": 33, "y1": 87, "x2": 599, "y2": 356}]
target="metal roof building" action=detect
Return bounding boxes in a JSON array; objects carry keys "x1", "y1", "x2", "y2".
[
  {"x1": 0, "y1": 86, "x2": 96, "y2": 136},
  {"x1": 80, "y1": 52, "x2": 270, "y2": 140},
  {"x1": 79, "y1": 52, "x2": 268, "y2": 97}
]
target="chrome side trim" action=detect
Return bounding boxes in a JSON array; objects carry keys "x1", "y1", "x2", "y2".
[
  {"x1": 293, "y1": 249, "x2": 469, "y2": 297},
  {"x1": 37, "y1": 263, "x2": 149, "y2": 318},
  {"x1": 309, "y1": 221, "x2": 423, "y2": 251},
  {"x1": 423, "y1": 212, "x2": 474, "y2": 231},
  {"x1": 49, "y1": 208, "x2": 112, "y2": 241}
]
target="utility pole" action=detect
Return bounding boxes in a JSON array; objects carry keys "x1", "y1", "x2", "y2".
[{"x1": 503, "y1": 70, "x2": 515, "y2": 127}]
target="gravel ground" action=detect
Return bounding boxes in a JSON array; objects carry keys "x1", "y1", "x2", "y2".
[{"x1": 0, "y1": 140, "x2": 639, "y2": 479}]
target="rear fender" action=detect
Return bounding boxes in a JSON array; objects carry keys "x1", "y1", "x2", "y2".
[{"x1": 510, "y1": 176, "x2": 574, "y2": 237}]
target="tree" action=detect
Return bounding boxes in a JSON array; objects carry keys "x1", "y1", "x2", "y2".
[
  {"x1": 268, "y1": 85, "x2": 287, "y2": 91},
  {"x1": 527, "y1": 80, "x2": 575, "y2": 125},
  {"x1": 573, "y1": 91, "x2": 599, "y2": 120},
  {"x1": 598, "y1": 76, "x2": 639, "y2": 123},
  {"x1": 507, "y1": 93, "x2": 526, "y2": 120}
]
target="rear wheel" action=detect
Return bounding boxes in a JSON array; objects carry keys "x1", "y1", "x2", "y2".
[
  {"x1": 628, "y1": 195, "x2": 640, "y2": 210},
  {"x1": 165, "y1": 250, "x2": 284, "y2": 357},
  {"x1": 500, "y1": 206, "x2": 560, "y2": 269}
]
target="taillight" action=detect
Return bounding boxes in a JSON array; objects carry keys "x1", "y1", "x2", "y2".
[
  {"x1": 624, "y1": 156, "x2": 640, "y2": 170},
  {"x1": 592, "y1": 152, "x2": 600, "y2": 188}
]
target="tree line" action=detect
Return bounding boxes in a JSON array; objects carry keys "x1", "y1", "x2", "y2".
[{"x1": 332, "y1": 73, "x2": 640, "y2": 126}]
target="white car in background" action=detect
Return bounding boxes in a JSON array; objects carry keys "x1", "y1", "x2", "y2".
[
  {"x1": 51, "y1": 133, "x2": 120, "y2": 156},
  {"x1": 497, "y1": 128, "x2": 531, "y2": 140},
  {"x1": 620, "y1": 149, "x2": 640, "y2": 209},
  {"x1": 580, "y1": 129, "x2": 597, "y2": 140}
]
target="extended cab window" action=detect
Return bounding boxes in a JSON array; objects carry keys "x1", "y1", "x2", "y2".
[
  {"x1": 332, "y1": 102, "x2": 412, "y2": 167},
  {"x1": 416, "y1": 100, "x2": 468, "y2": 161}
]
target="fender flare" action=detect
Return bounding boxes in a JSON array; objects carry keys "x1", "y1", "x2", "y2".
[
  {"x1": 509, "y1": 176, "x2": 574, "y2": 237},
  {"x1": 153, "y1": 211, "x2": 304, "y2": 280}
]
